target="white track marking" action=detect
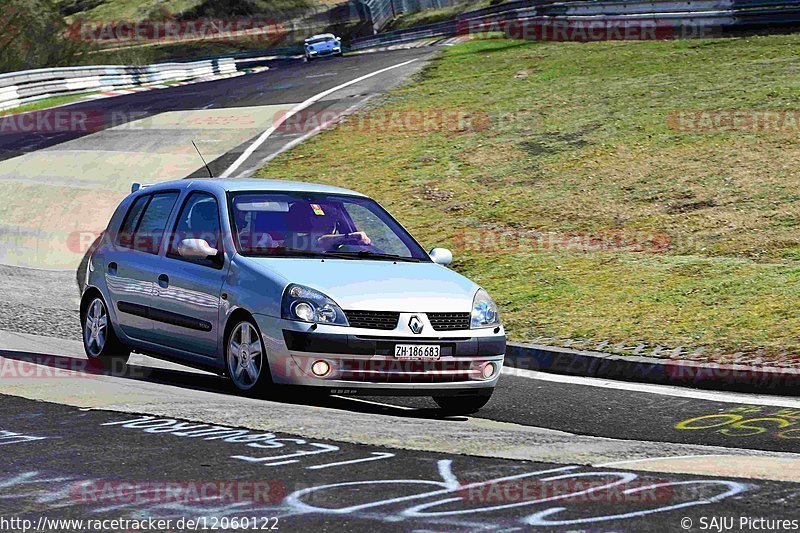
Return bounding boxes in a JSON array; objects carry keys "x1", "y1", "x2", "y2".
[
  {"x1": 332, "y1": 396, "x2": 415, "y2": 411},
  {"x1": 220, "y1": 58, "x2": 418, "y2": 178},
  {"x1": 232, "y1": 99, "x2": 369, "y2": 179},
  {"x1": 306, "y1": 452, "x2": 396, "y2": 470},
  {"x1": 502, "y1": 366, "x2": 800, "y2": 408},
  {"x1": 593, "y1": 455, "x2": 730, "y2": 468}
]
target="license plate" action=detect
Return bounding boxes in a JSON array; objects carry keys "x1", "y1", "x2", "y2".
[{"x1": 394, "y1": 344, "x2": 441, "y2": 360}]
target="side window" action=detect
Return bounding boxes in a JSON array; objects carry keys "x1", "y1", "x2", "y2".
[
  {"x1": 132, "y1": 192, "x2": 179, "y2": 254},
  {"x1": 116, "y1": 195, "x2": 149, "y2": 249},
  {"x1": 168, "y1": 193, "x2": 222, "y2": 268}
]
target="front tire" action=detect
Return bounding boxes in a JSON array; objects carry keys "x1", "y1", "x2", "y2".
[
  {"x1": 81, "y1": 295, "x2": 130, "y2": 371},
  {"x1": 433, "y1": 392, "x2": 492, "y2": 415},
  {"x1": 226, "y1": 318, "x2": 272, "y2": 395}
]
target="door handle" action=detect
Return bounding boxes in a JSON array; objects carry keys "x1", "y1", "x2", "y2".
[
  {"x1": 107, "y1": 262, "x2": 117, "y2": 275},
  {"x1": 158, "y1": 274, "x2": 170, "y2": 288}
]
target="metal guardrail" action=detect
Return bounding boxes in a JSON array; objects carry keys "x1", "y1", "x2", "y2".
[
  {"x1": 0, "y1": 58, "x2": 236, "y2": 112},
  {"x1": 350, "y1": 0, "x2": 800, "y2": 49},
  {"x1": 180, "y1": 46, "x2": 304, "y2": 64},
  {"x1": 3, "y1": 0, "x2": 797, "y2": 112},
  {"x1": 362, "y1": 0, "x2": 476, "y2": 32}
]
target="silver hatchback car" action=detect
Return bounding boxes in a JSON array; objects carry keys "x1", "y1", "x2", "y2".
[{"x1": 81, "y1": 179, "x2": 505, "y2": 413}]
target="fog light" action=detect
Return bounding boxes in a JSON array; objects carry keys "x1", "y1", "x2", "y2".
[
  {"x1": 482, "y1": 362, "x2": 497, "y2": 379},
  {"x1": 311, "y1": 360, "x2": 331, "y2": 377}
]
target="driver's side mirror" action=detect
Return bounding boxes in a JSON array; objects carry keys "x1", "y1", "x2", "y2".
[
  {"x1": 178, "y1": 238, "x2": 219, "y2": 260},
  {"x1": 429, "y1": 247, "x2": 453, "y2": 265}
]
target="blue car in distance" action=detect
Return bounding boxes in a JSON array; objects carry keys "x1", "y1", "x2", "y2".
[
  {"x1": 304, "y1": 33, "x2": 343, "y2": 61},
  {"x1": 81, "y1": 179, "x2": 505, "y2": 413}
]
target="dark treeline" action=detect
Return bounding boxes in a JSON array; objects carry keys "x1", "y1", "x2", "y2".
[{"x1": 0, "y1": 0, "x2": 87, "y2": 73}]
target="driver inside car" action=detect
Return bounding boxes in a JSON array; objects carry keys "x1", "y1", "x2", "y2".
[
  {"x1": 317, "y1": 229, "x2": 371, "y2": 249},
  {"x1": 286, "y1": 201, "x2": 371, "y2": 251}
]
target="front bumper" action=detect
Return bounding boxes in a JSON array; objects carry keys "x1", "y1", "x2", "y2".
[
  {"x1": 307, "y1": 48, "x2": 340, "y2": 58},
  {"x1": 255, "y1": 314, "x2": 505, "y2": 395}
]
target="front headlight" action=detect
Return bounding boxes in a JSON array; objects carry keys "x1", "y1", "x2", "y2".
[
  {"x1": 471, "y1": 288, "x2": 500, "y2": 329},
  {"x1": 281, "y1": 284, "x2": 349, "y2": 326}
]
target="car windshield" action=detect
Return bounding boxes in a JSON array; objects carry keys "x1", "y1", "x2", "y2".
[
  {"x1": 230, "y1": 192, "x2": 430, "y2": 261},
  {"x1": 308, "y1": 36, "x2": 335, "y2": 44}
]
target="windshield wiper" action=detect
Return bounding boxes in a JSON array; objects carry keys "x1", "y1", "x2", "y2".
[
  {"x1": 244, "y1": 248, "x2": 325, "y2": 258},
  {"x1": 245, "y1": 248, "x2": 421, "y2": 262},
  {"x1": 323, "y1": 250, "x2": 421, "y2": 262}
]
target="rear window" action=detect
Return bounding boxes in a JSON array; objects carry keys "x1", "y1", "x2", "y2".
[
  {"x1": 115, "y1": 195, "x2": 148, "y2": 249},
  {"x1": 116, "y1": 192, "x2": 179, "y2": 254}
]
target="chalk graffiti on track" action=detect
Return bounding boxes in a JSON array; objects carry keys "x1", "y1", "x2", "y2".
[
  {"x1": 0, "y1": 429, "x2": 46, "y2": 446},
  {"x1": 675, "y1": 406, "x2": 800, "y2": 439}
]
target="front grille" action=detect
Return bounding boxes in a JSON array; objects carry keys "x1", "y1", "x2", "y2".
[
  {"x1": 345, "y1": 310, "x2": 399, "y2": 330},
  {"x1": 427, "y1": 312, "x2": 471, "y2": 331}
]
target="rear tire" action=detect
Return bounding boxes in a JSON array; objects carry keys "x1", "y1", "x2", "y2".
[
  {"x1": 433, "y1": 392, "x2": 492, "y2": 415},
  {"x1": 81, "y1": 295, "x2": 130, "y2": 372}
]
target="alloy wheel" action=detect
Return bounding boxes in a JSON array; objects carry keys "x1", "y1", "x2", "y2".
[
  {"x1": 227, "y1": 321, "x2": 263, "y2": 391},
  {"x1": 83, "y1": 298, "x2": 108, "y2": 358}
]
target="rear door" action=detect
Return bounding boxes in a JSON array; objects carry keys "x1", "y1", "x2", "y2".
[{"x1": 104, "y1": 191, "x2": 179, "y2": 341}]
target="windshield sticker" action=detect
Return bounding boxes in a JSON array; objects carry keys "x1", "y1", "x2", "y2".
[{"x1": 310, "y1": 203, "x2": 325, "y2": 216}]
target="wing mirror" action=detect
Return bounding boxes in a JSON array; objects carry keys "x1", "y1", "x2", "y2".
[
  {"x1": 429, "y1": 247, "x2": 453, "y2": 265},
  {"x1": 178, "y1": 238, "x2": 218, "y2": 260}
]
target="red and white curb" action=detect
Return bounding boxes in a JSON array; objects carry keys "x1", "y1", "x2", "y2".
[{"x1": 351, "y1": 36, "x2": 471, "y2": 55}]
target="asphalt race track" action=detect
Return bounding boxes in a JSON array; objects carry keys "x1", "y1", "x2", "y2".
[
  {"x1": 2, "y1": 394, "x2": 798, "y2": 532},
  {"x1": 0, "y1": 49, "x2": 799, "y2": 532}
]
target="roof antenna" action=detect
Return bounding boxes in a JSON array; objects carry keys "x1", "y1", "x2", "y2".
[{"x1": 192, "y1": 140, "x2": 214, "y2": 178}]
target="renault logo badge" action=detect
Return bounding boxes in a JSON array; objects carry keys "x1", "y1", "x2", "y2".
[{"x1": 408, "y1": 316, "x2": 424, "y2": 334}]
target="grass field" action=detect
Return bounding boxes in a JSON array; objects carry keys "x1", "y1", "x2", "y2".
[
  {"x1": 0, "y1": 94, "x2": 100, "y2": 118},
  {"x1": 59, "y1": 0, "x2": 331, "y2": 22},
  {"x1": 257, "y1": 35, "x2": 800, "y2": 363}
]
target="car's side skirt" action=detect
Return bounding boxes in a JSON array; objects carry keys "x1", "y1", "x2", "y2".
[{"x1": 117, "y1": 301, "x2": 213, "y2": 332}]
